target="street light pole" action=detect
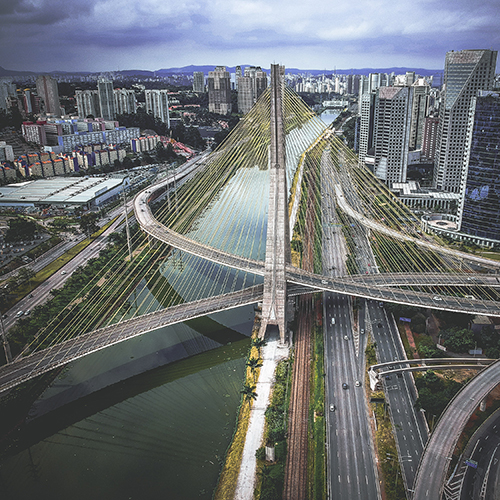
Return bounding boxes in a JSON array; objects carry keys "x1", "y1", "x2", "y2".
[
  {"x1": 122, "y1": 188, "x2": 132, "y2": 262},
  {"x1": 0, "y1": 316, "x2": 12, "y2": 363}
]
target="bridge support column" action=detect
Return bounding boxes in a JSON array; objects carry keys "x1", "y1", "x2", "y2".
[
  {"x1": 259, "y1": 64, "x2": 291, "y2": 345},
  {"x1": 480, "y1": 397, "x2": 487, "y2": 411}
]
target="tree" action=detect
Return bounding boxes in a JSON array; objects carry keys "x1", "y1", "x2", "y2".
[
  {"x1": 80, "y1": 212, "x2": 100, "y2": 239},
  {"x1": 252, "y1": 337, "x2": 267, "y2": 350},
  {"x1": 5, "y1": 218, "x2": 38, "y2": 243},
  {"x1": 241, "y1": 383, "x2": 258, "y2": 407},
  {"x1": 122, "y1": 156, "x2": 134, "y2": 170},
  {"x1": 17, "y1": 267, "x2": 35, "y2": 288},
  {"x1": 156, "y1": 142, "x2": 170, "y2": 162},
  {"x1": 442, "y1": 327, "x2": 475, "y2": 353},
  {"x1": 50, "y1": 217, "x2": 70, "y2": 232},
  {"x1": 246, "y1": 356, "x2": 263, "y2": 382}
]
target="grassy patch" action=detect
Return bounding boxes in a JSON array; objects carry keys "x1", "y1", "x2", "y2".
[
  {"x1": 213, "y1": 326, "x2": 267, "y2": 500},
  {"x1": 213, "y1": 400, "x2": 252, "y2": 500},
  {"x1": 372, "y1": 402, "x2": 406, "y2": 500},
  {"x1": 309, "y1": 321, "x2": 326, "y2": 499}
]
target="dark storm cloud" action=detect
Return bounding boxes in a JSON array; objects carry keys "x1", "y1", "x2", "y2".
[
  {"x1": 1, "y1": 0, "x2": 499, "y2": 72},
  {"x1": 0, "y1": 0, "x2": 96, "y2": 25}
]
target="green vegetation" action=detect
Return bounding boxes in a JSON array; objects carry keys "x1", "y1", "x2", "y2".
[
  {"x1": 366, "y1": 337, "x2": 405, "y2": 500},
  {"x1": 3, "y1": 223, "x2": 175, "y2": 358},
  {"x1": 309, "y1": 321, "x2": 326, "y2": 499},
  {"x1": 4, "y1": 218, "x2": 38, "y2": 243},
  {"x1": 255, "y1": 358, "x2": 291, "y2": 500},
  {"x1": 341, "y1": 115, "x2": 356, "y2": 150},
  {"x1": 414, "y1": 370, "x2": 464, "y2": 425},
  {"x1": 373, "y1": 402, "x2": 406, "y2": 500},
  {"x1": 336, "y1": 208, "x2": 359, "y2": 274}
]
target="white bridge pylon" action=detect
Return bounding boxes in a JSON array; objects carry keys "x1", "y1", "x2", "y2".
[{"x1": 258, "y1": 64, "x2": 291, "y2": 344}]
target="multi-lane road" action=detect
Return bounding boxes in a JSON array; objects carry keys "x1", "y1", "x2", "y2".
[
  {"x1": 325, "y1": 292, "x2": 379, "y2": 499},
  {"x1": 367, "y1": 300, "x2": 428, "y2": 492},
  {"x1": 322, "y1": 151, "x2": 380, "y2": 499}
]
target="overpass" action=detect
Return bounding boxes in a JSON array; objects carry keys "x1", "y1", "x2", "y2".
[
  {"x1": 370, "y1": 358, "x2": 494, "y2": 381},
  {"x1": 412, "y1": 360, "x2": 500, "y2": 500},
  {"x1": 0, "y1": 65, "x2": 498, "y2": 499}
]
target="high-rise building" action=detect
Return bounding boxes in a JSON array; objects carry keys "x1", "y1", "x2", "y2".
[
  {"x1": 409, "y1": 78, "x2": 430, "y2": 150},
  {"x1": 434, "y1": 49, "x2": 497, "y2": 193},
  {"x1": 36, "y1": 75, "x2": 61, "y2": 117},
  {"x1": 372, "y1": 86, "x2": 414, "y2": 186},
  {"x1": 145, "y1": 89, "x2": 170, "y2": 126},
  {"x1": 406, "y1": 71, "x2": 416, "y2": 86},
  {"x1": 369, "y1": 73, "x2": 382, "y2": 93},
  {"x1": 76, "y1": 90, "x2": 100, "y2": 118},
  {"x1": 114, "y1": 89, "x2": 137, "y2": 115},
  {"x1": 208, "y1": 66, "x2": 232, "y2": 115},
  {"x1": 237, "y1": 66, "x2": 268, "y2": 114},
  {"x1": 237, "y1": 77, "x2": 254, "y2": 114},
  {"x1": 193, "y1": 72, "x2": 205, "y2": 93},
  {"x1": 358, "y1": 92, "x2": 376, "y2": 165},
  {"x1": 352, "y1": 75, "x2": 360, "y2": 95},
  {"x1": 97, "y1": 78, "x2": 115, "y2": 121},
  {"x1": 422, "y1": 115, "x2": 439, "y2": 162},
  {"x1": 235, "y1": 66, "x2": 242, "y2": 90},
  {"x1": 358, "y1": 76, "x2": 372, "y2": 114},
  {"x1": 0, "y1": 79, "x2": 16, "y2": 112},
  {"x1": 457, "y1": 92, "x2": 500, "y2": 241}
]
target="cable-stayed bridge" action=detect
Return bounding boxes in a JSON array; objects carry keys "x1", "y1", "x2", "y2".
[{"x1": 1, "y1": 64, "x2": 500, "y2": 397}]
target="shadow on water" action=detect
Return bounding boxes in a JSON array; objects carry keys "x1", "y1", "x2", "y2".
[{"x1": 0, "y1": 338, "x2": 250, "y2": 460}]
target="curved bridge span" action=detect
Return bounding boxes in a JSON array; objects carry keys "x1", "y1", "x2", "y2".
[
  {"x1": 0, "y1": 285, "x2": 265, "y2": 394},
  {"x1": 134, "y1": 185, "x2": 500, "y2": 318}
]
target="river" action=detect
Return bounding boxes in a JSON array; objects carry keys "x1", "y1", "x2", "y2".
[
  {"x1": 320, "y1": 109, "x2": 341, "y2": 126},
  {"x1": 0, "y1": 113, "x2": 325, "y2": 499}
]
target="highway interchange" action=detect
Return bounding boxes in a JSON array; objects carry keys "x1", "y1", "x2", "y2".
[{"x1": 1, "y1": 147, "x2": 500, "y2": 498}]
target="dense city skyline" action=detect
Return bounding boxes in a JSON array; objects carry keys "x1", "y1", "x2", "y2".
[{"x1": 1, "y1": 0, "x2": 500, "y2": 73}]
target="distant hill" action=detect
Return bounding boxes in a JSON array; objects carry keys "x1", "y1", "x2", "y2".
[
  {"x1": 0, "y1": 64, "x2": 442, "y2": 79},
  {"x1": 155, "y1": 65, "x2": 442, "y2": 77},
  {"x1": 0, "y1": 66, "x2": 36, "y2": 77}
]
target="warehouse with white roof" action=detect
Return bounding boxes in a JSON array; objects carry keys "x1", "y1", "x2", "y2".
[{"x1": 0, "y1": 177, "x2": 129, "y2": 211}]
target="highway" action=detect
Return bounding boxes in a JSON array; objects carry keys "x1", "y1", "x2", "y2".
[
  {"x1": 3, "y1": 207, "x2": 131, "y2": 334},
  {"x1": 325, "y1": 292, "x2": 379, "y2": 499},
  {"x1": 333, "y1": 182, "x2": 500, "y2": 271},
  {"x1": 322, "y1": 148, "x2": 380, "y2": 499},
  {"x1": 412, "y1": 359, "x2": 500, "y2": 500},
  {"x1": 329, "y1": 161, "x2": 428, "y2": 497},
  {"x1": 368, "y1": 300, "x2": 428, "y2": 493},
  {"x1": 459, "y1": 408, "x2": 500, "y2": 500}
]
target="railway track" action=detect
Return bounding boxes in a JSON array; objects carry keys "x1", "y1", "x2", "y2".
[{"x1": 283, "y1": 294, "x2": 312, "y2": 499}]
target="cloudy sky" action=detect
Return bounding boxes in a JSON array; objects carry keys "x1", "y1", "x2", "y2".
[{"x1": 1, "y1": 0, "x2": 499, "y2": 73}]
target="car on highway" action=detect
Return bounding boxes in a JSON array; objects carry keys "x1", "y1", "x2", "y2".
[
  {"x1": 360, "y1": 328, "x2": 364, "y2": 335},
  {"x1": 1, "y1": 314, "x2": 7, "y2": 319},
  {"x1": 24, "y1": 310, "x2": 30, "y2": 316},
  {"x1": 342, "y1": 383, "x2": 348, "y2": 390},
  {"x1": 61, "y1": 271, "x2": 67, "y2": 275},
  {"x1": 433, "y1": 295, "x2": 443, "y2": 301},
  {"x1": 15, "y1": 311, "x2": 24, "y2": 318},
  {"x1": 330, "y1": 404, "x2": 336, "y2": 412},
  {"x1": 344, "y1": 335, "x2": 349, "y2": 340},
  {"x1": 355, "y1": 380, "x2": 361, "y2": 387}
]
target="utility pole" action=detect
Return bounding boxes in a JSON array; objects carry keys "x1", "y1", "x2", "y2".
[
  {"x1": 1, "y1": 315, "x2": 12, "y2": 363},
  {"x1": 122, "y1": 187, "x2": 132, "y2": 262}
]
